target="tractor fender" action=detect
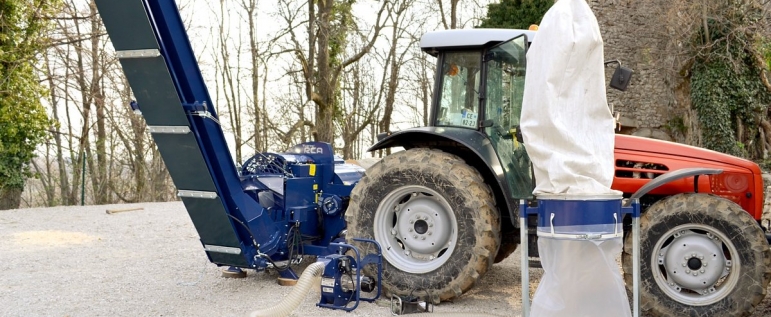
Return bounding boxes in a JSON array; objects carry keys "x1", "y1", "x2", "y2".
[
  {"x1": 368, "y1": 127, "x2": 520, "y2": 225},
  {"x1": 627, "y1": 167, "x2": 723, "y2": 204}
]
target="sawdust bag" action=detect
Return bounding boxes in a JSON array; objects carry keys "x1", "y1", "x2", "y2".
[{"x1": 519, "y1": 0, "x2": 631, "y2": 316}]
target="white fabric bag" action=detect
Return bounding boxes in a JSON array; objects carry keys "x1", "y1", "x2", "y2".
[{"x1": 520, "y1": 0, "x2": 618, "y2": 196}]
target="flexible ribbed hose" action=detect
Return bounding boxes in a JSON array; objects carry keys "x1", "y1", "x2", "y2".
[{"x1": 250, "y1": 262, "x2": 326, "y2": 317}]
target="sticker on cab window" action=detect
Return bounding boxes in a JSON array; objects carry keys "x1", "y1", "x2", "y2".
[{"x1": 461, "y1": 109, "x2": 477, "y2": 128}]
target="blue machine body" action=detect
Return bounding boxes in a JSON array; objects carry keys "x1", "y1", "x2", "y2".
[{"x1": 93, "y1": 0, "x2": 365, "y2": 277}]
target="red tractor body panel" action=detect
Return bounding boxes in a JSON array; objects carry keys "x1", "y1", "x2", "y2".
[{"x1": 612, "y1": 134, "x2": 763, "y2": 220}]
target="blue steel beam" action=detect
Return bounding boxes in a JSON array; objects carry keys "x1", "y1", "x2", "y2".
[{"x1": 95, "y1": 0, "x2": 283, "y2": 265}]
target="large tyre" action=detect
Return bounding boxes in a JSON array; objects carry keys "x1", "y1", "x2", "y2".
[
  {"x1": 623, "y1": 193, "x2": 771, "y2": 316},
  {"x1": 346, "y1": 148, "x2": 500, "y2": 303},
  {"x1": 494, "y1": 232, "x2": 519, "y2": 263}
]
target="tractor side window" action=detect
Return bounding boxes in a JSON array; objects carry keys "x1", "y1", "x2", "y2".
[
  {"x1": 436, "y1": 51, "x2": 482, "y2": 129},
  {"x1": 483, "y1": 35, "x2": 533, "y2": 199}
]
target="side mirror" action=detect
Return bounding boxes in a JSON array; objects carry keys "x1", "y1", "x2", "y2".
[{"x1": 605, "y1": 60, "x2": 634, "y2": 91}]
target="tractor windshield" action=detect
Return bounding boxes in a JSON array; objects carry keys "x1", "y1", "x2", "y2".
[
  {"x1": 436, "y1": 51, "x2": 482, "y2": 129},
  {"x1": 483, "y1": 35, "x2": 533, "y2": 199}
]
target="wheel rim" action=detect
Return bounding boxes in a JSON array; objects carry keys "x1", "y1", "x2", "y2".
[
  {"x1": 651, "y1": 223, "x2": 739, "y2": 306},
  {"x1": 373, "y1": 185, "x2": 458, "y2": 273}
]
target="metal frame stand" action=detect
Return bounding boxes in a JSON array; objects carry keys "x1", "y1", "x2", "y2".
[{"x1": 520, "y1": 199, "x2": 641, "y2": 317}]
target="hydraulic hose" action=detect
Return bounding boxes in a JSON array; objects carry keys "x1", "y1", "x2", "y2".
[{"x1": 250, "y1": 262, "x2": 326, "y2": 317}]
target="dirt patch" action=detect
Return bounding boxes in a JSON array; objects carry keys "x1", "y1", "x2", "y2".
[{"x1": 11, "y1": 230, "x2": 98, "y2": 247}]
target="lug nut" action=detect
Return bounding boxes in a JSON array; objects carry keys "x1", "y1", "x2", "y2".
[
  {"x1": 409, "y1": 228, "x2": 413, "y2": 232},
  {"x1": 421, "y1": 237, "x2": 426, "y2": 240},
  {"x1": 703, "y1": 263, "x2": 708, "y2": 267},
  {"x1": 693, "y1": 273, "x2": 698, "y2": 276},
  {"x1": 685, "y1": 270, "x2": 691, "y2": 274},
  {"x1": 682, "y1": 263, "x2": 686, "y2": 267},
  {"x1": 429, "y1": 223, "x2": 434, "y2": 227},
  {"x1": 699, "y1": 256, "x2": 704, "y2": 260},
  {"x1": 428, "y1": 231, "x2": 432, "y2": 235},
  {"x1": 413, "y1": 235, "x2": 417, "y2": 239},
  {"x1": 700, "y1": 270, "x2": 705, "y2": 273}
]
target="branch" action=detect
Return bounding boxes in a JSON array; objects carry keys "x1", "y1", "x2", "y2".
[{"x1": 331, "y1": 0, "x2": 390, "y2": 84}]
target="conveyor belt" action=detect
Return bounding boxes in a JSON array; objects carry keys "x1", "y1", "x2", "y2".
[{"x1": 95, "y1": 0, "x2": 275, "y2": 267}]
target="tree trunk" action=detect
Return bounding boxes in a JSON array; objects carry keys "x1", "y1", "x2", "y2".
[
  {"x1": 244, "y1": 0, "x2": 263, "y2": 152},
  {"x1": 92, "y1": 2, "x2": 108, "y2": 204},
  {"x1": 314, "y1": 0, "x2": 336, "y2": 144},
  {"x1": 0, "y1": 187, "x2": 22, "y2": 210}
]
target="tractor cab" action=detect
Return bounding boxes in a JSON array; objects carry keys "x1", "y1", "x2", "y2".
[{"x1": 421, "y1": 29, "x2": 536, "y2": 199}]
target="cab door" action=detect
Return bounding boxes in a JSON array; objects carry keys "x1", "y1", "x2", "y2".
[{"x1": 482, "y1": 35, "x2": 533, "y2": 199}]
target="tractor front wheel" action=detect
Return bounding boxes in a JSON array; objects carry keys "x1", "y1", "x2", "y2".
[
  {"x1": 623, "y1": 193, "x2": 771, "y2": 316},
  {"x1": 346, "y1": 148, "x2": 500, "y2": 303}
]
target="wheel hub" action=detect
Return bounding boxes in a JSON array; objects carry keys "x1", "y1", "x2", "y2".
[
  {"x1": 395, "y1": 198, "x2": 452, "y2": 255},
  {"x1": 687, "y1": 257, "x2": 702, "y2": 271},
  {"x1": 373, "y1": 185, "x2": 458, "y2": 273},
  {"x1": 414, "y1": 219, "x2": 428, "y2": 234},
  {"x1": 654, "y1": 225, "x2": 737, "y2": 305}
]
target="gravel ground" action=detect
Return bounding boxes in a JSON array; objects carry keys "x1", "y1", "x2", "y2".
[
  {"x1": 1, "y1": 201, "x2": 770, "y2": 317},
  {"x1": 0, "y1": 202, "x2": 529, "y2": 317}
]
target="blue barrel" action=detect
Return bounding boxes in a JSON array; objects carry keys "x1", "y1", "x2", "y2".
[{"x1": 531, "y1": 194, "x2": 623, "y2": 240}]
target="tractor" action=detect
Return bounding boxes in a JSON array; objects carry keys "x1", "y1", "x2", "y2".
[
  {"x1": 95, "y1": 0, "x2": 770, "y2": 315},
  {"x1": 345, "y1": 29, "x2": 771, "y2": 316}
]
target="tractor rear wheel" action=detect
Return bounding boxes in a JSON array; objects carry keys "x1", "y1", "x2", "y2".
[
  {"x1": 622, "y1": 193, "x2": 771, "y2": 317},
  {"x1": 346, "y1": 148, "x2": 500, "y2": 303}
]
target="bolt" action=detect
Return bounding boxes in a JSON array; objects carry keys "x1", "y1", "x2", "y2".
[
  {"x1": 660, "y1": 252, "x2": 664, "y2": 256},
  {"x1": 699, "y1": 256, "x2": 704, "y2": 260},
  {"x1": 682, "y1": 263, "x2": 686, "y2": 267},
  {"x1": 429, "y1": 223, "x2": 434, "y2": 227},
  {"x1": 693, "y1": 273, "x2": 698, "y2": 276},
  {"x1": 726, "y1": 268, "x2": 731, "y2": 271},
  {"x1": 692, "y1": 253, "x2": 697, "y2": 257},
  {"x1": 700, "y1": 270, "x2": 705, "y2": 274},
  {"x1": 413, "y1": 235, "x2": 417, "y2": 239},
  {"x1": 428, "y1": 231, "x2": 433, "y2": 235},
  {"x1": 703, "y1": 263, "x2": 708, "y2": 267},
  {"x1": 391, "y1": 229, "x2": 396, "y2": 235},
  {"x1": 410, "y1": 220, "x2": 414, "y2": 224},
  {"x1": 684, "y1": 256, "x2": 689, "y2": 260},
  {"x1": 409, "y1": 228, "x2": 414, "y2": 232},
  {"x1": 686, "y1": 270, "x2": 691, "y2": 274},
  {"x1": 422, "y1": 237, "x2": 426, "y2": 240},
  {"x1": 429, "y1": 256, "x2": 434, "y2": 260},
  {"x1": 669, "y1": 282, "x2": 675, "y2": 286},
  {"x1": 404, "y1": 250, "x2": 411, "y2": 256}
]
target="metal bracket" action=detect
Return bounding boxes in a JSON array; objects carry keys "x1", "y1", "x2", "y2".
[
  {"x1": 203, "y1": 244, "x2": 241, "y2": 255},
  {"x1": 116, "y1": 49, "x2": 161, "y2": 59},
  {"x1": 177, "y1": 190, "x2": 218, "y2": 199},
  {"x1": 148, "y1": 125, "x2": 191, "y2": 134}
]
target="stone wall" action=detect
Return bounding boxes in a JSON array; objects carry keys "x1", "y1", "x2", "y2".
[{"x1": 588, "y1": 0, "x2": 682, "y2": 141}]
